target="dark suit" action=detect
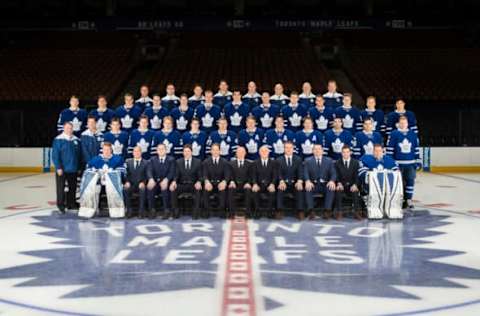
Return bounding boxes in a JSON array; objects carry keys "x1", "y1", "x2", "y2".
[
  {"x1": 123, "y1": 158, "x2": 149, "y2": 216},
  {"x1": 228, "y1": 159, "x2": 253, "y2": 216},
  {"x1": 303, "y1": 156, "x2": 337, "y2": 212},
  {"x1": 202, "y1": 156, "x2": 231, "y2": 217},
  {"x1": 251, "y1": 158, "x2": 277, "y2": 216},
  {"x1": 172, "y1": 157, "x2": 202, "y2": 217},
  {"x1": 276, "y1": 155, "x2": 304, "y2": 213},
  {"x1": 148, "y1": 155, "x2": 176, "y2": 214},
  {"x1": 334, "y1": 158, "x2": 361, "y2": 213}
]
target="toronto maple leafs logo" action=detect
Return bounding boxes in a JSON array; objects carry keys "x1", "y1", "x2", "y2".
[
  {"x1": 112, "y1": 140, "x2": 124, "y2": 155},
  {"x1": 260, "y1": 114, "x2": 273, "y2": 128},
  {"x1": 301, "y1": 139, "x2": 313, "y2": 155},
  {"x1": 246, "y1": 138, "x2": 258, "y2": 154},
  {"x1": 96, "y1": 118, "x2": 107, "y2": 132},
  {"x1": 176, "y1": 116, "x2": 188, "y2": 130},
  {"x1": 316, "y1": 116, "x2": 328, "y2": 130},
  {"x1": 202, "y1": 113, "x2": 214, "y2": 127},
  {"x1": 71, "y1": 117, "x2": 82, "y2": 131},
  {"x1": 150, "y1": 116, "x2": 162, "y2": 130},
  {"x1": 289, "y1": 113, "x2": 302, "y2": 127},
  {"x1": 163, "y1": 139, "x2": 173, "y2": 154},
  {"x1": 273, "y1": 139, "x2": 285, "y2": 154},
  {"x1": 122, "y1": 115, "x2": 133, "y2": 129},
  {"x1": 343, "y1": 114, "x2": 353, "y2": 129},
  {"x1": 220, "y1": 141, "x2": 230, "y2": 156},
  {"x1": 363, "y1": 141, "x2": 374, "y2": 155},
  {"x1": 137, "y1": 138, "x2": 150, "y2": 153},
  {"x1": 332, "y1": 138, "x2": 344, "y2": 153},
  {"x1": 399, "y1": 138, "x2": 412, "y2": 153},
  {"x1": 230, "y1": 112, "x2": 242, "y2": 126}
]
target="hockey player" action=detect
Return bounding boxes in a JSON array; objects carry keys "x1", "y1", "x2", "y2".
[
  {"x1": 206, "y1": 117, "x2": 237, "y2": 160},
  {"x1": 161, "y1": 83, "x2": 180, "y2": 110},
  {"x1": 251, "y1": 92, "x2": 280, "y2": 130},
  {"x1": 353, "y1": 118, "x2": 384, "y2": 158},
  {"x1": 224, "y1": 89, "x2": 250, "y2": 133},
  {"x1": 308, "y1": 95, "x2": 334, "y2": 133},
  {"x1": 151, "y1": 116, "x2": 183, "y2": 158},
  {"x1": 361, "y1": 96, "x2": 385, "y2": 135},
  {"x1": 170, "y1": 93, "x2": 194, "y2": 132},
  {"x1": 281, "y1": 92, "x2": 308, "y2": 132},
  {"x1": 264, "y1": 115, "x2": 295, "y2": 158},
  {"x1": 299, "y1": 81, "x2": 316, "y2": 107},
  {"x1": 57, "y1": 95, "x2": 87, "y2": 137},
  {"x1": 295, "y1": 117, "x2": 324, "y2": 159},
  {"x1": 103, "y1": 118, "x2": 129, "y2": 159},
  {"x1": 270, "y1": 83, "x2": 289, "y2": 107},
  {"x1": 135, "y1": 84, "x2": 153, "y2": 110},
  {"x1": 386, "y1": 115, "x2": 421, "y2": 209},
  {"x1": 323, "y1": 79, "x2": 343, "y2": 109},
  {"x1": 213, "y1": 80, "x2": 233, "y2": 109},
  {"x1": 188, "y1": 84, "x2": 205, "y2": 109},
  {"x1": 89, "y1": 95, "x2": 115, "y2": 133},
  {"x1": 128, "y1": 115, "x2": 155, "y2": 159},
  {"x1": 115, "y1": 93, "x2": 142, "y2": 134},
  {"x1": 386, "y1": 98, "x2": 418, "y2": 136},
  {"x1": 182, "y1": 118, "x2": 208, "y2": 160},
  {"x1": 80, "y1": 116, "x2": 104, "y2": 165},
  {"x1": 334, "y1": 93, "x2": 362, "y2": 134},
  {"x1": 195, "y1": 90, "x2": 222, "y2": 134},
  {"x1": 143, "y1": 94, "x2": 169, "y2": 131},
  {"x1": 242, "y1": 81, "x2": 262, "y2": 109},
  {"x1": 324, "y1": 117, "x2": 353, "y2": 161},
  {"x1": 238, "y1": 115, "x2": 265, "y2": 161}
]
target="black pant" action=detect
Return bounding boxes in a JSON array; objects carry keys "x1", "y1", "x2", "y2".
[
  {"x1": 124, "y1": 183, "x2": 146, "y2": 214},
  {"x1": 228, "y1": 184, "x2": 252, "y2": 215},
  {"x1": 277, "y1": 183, "x2": 303, "y2": 212},
  {"x1": 334, "y1": 184, "x2": 360, "y2": 213},
  {"x1": 147, "y1": 183, "x2": 171, "y2": 212},
  {"x1": 203, "y1": 186, "x2": 227, "y2": 216},
  {"x1": 252, "y1": 184, "x2": 276, "y2": 214},
  {"x1": 171, "y1": 183, "x2": 201, "y2": 215},
  {"x1": 56, "y1": 172, "x2": 77, "y2": 209}
]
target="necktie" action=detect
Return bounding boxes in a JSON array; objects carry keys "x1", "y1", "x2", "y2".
[
  {"x1": 287, "y1": 157, "x2": 291, "y2": 167},
  {"x1": 317, "y1": 159, "x2": 321, "y2": 167},
  {"x1": 135, "y1": 160, "x2": 139, "y2": 169},
  {"x1": 186, "y1": 160, "x2": 190, "y2": 170},
  {"x1": 214, "y1": 158, "x2": 217, "y2": 165},
  {"x1": 263, "y1": 160, "x2": 267, "y2": 168},
  {"x1": 344, "y1": 160, "x2": 348, "y2": 169},
  {"x1": 160, "y1": 158, "x2": 164, "y2": 164},
  {"x1": 239, "y1": 160, "x2": 242, "y2": 168}
]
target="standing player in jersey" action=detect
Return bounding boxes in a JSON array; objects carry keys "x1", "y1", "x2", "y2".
[
  {"x1": 251, "y1": 92, "x2": 280, "y2": 130},
  {"x1": 270, "y1": 83, "x2": 290, "y2": 107},
  {"x1": 135, "y1": 84, "x2": 153, "y2": 110},
  {"x1": 281, "y1": 92, "x2": 308, "y2": 132},
  {"x1": 295, "y1": 117, "x2": 324, "y2": 159},
  {"x1": 115, "y1": 93, "x2": 142, "y2": 134},
  {"x1": 386, "y1": 98, "x2": 418, "y2": 136},
  {"x1": 57, "y1": 95, "x2": 87, "y2": 137},
  {"x1": 242, "y1": 81, "x2": 262, "y2": 109},
  {"x1": 334, "y1": 93, "x2": 362, "y2": 135},
  {"x1": 170, "y1": 93, "x2": 194, "y2": 133},
  {"x1": 323, "y1": 79, "x2": 343, "y2": 109},
  {"x1": 89, "y1": 95, "x2": 114, "y2": 133},
  {"x1": 151, "y1": 116, "x2": 183, "y2": 158},
  {"x1": 264, "y1": 115, "x2": 295, "y2": 158},
  {"x1": 308, "y1": 95, "x2": 334, "y2": 133},
  {"x1": 224, "y1": 90, "x2": 250, "y2": 133},
  {"x1": 299, "y1": 81, "x2": 316, "y2": 107},
  {"x1": 182, "y1": 118, "x2": 208, "y2": 160},
  {"x1": 386, "y1": 116, "x2": 421, "y2": 209},
  {"x1": 80, "y1": 116, "x2": 104, "y2": 165},
  {"x1": 103, "y1": 118, "x2": 129, "y2": 159},
  {"x1": 188, "y1": 84, "x2": 205, "y2": 109},
  {"x1": 144, "y1": 94, "x2": 169, "y2": 131},
  {"x1": 238, "y1": 116, "x2": 264, "y2": 161},
  {"x1": 206, "y1": 117, "x2": 237, "y2": 160},
  {"x1": 195, "y1": 90, "x2": 222, "y2": 134},
  {"x1": 324, "y1": 117, "x2": 354, "y2": 161},
  {"x1": 161, "y1": 83, "x2": 180, "y2": 110},
  {"x1": 361, "y1": 96, "x2": 385, "y2": 135},
  {"x1": 213, "y1": 80, "x2": 233, "y2": 109},
  {"x1": 128, "y1": 115, "x2": 155, "y2": 159},
  {"x1": 353, "y1": 118, "x2": 384, "y2": 158}
]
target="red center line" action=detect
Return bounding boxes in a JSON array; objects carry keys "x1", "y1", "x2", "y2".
[{"x1": 221, "y1": 217, "x2": 257, "y2": 316}]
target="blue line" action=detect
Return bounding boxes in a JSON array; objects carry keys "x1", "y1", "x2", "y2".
[
  {"x1": 431, "y1": 172, "x2": 480, "y2": 184},
  {"x1": 0, "y1": 174, "x2": 40, "y2": 184},
  {"x1": 380, "y1": 298, "x2": 480, "y2": 316},
  {"x1": 0, "y1": 297, "x2": 97, "y2": 316}
]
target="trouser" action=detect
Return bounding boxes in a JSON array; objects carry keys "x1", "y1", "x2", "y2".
[
  {"x1": 276, "y1": 183, "x2": 303, "y2": 212},
  {"x1": 399, "y1": 165, "x2": 416, "y2": 200},
  {"x1": 252, "y1": 184, "x2": 276, "y2": 214},
  {"x1": 147, "y1": 182, "x2": 171, "y2": 212},
  {"x1": 334, "y1": 184, "x2": 360, "y2": 213},
  {"x1": 203, "y1": 186, "x2": 227, "y2": 215},
  {"x1": 56, "y1": 172, "x2": 77, "y2": 209},
  {"x1": 228, "y1": 184, "x2": 252, "y2": 214},
  {"x1": 305, "y1": 182, "x2": 335, "y2": 211},
  {"x1": 171, "y1": 183, "x2": 201, "y2": 215},
  {"x1": 124, "y1": 183, "x2": 146, "y2": 214}
]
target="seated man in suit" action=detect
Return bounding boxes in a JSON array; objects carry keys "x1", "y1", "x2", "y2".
[
  {"x1": 304, "y1": 144, "x2": 337, "y2": 219},
  {"x1": 276, "y1": 141, "x2": 304, "y2": 220},
  {"x1": 228, "y1": 146, "x2": 253, "y2": 218},
  {"x1": 251, "y1": 145, "x2": 277, "y2": 219},
  {"x1": 169, "y1": 144, "x2": 203, "y2": 219},
  {"x1": 334, "y1": 145, "x2": 362, "y2": 220},
  {"x1": 147, "y1": 143, "x2": 176, "y2": 219},
  {"x1": 124, "y1": 146, "x2": 149, "y2": 218},
  {"x1": 202, "y1": 143, "x2": 231, "y2": 218}
]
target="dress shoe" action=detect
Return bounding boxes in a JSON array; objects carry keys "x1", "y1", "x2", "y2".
[
  {"x1": 334, "y1": 211, "x2": 343, "y2": 221},
  {"x1": 308, "y1": 211, "x2": 317, "y2": 220},
  {"x1": 298, "y1": 211, "x2": 305, "y2": 221},
  {"x1": 149, "y1": 209, "x2": 157, "y2": 220}
]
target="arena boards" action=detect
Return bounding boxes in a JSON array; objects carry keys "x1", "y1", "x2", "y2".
[{"x1": 0, "y1": 172, "x2": 480, "y2": 316}]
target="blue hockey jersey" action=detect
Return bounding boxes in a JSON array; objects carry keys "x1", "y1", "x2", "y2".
[
  {"x1": 194, "y1": 103, "x2": 222, "y2": 133},
  {"x1": 161, "y1": 95, "x2": 180, "y2": 110},
  {"x1": 360, "y1": 109, "x2": 386, "y2": 134},
  {"x1": 151, "y1": 129, "x2": 183, "y2": 158},
  {"x1": 322, "y1": 92, "x2": 343, "y2": 109},
  {"x1": 353, "y1": 131, "x2": 383, "y2": 158},
  {"x1": 87, "y1": 154, "x2": 125, "y2": 174},
  {"x1": 80, "y1": 129, "x2": 104, "y2": 165},
  {"x1": 294, "y1": 129, "x2": 324, "y2": 159},
  {"x1": 281, "y1": 103, "x2": 308, "y2": 132},
  {"x1": 170, "y1": 106, "x2": 194, "y2": 132},
  {"x1": 264, "y1": 128, "x2": 295, "y2": 158},
  {"x1": 89, "y1": 108, "x2": 115, "y2": 133},
  {"x1": 308, "y1": 106, "x2": 334, "y2": 133},
  {"x1": 334, "y1": 105, "x2": 363, "y2": 134},
  {"x1": 238, "y1": 128, "x2": 265, "y2": 160},
  {"x1": 386, "y1": 110, "x2": 418, "y2": 136},
  {"x1": 128, "y1": 128, "x2": 155, "y2": 159},
  {"x1": 135, "y1": 96, "x2": 153, "y2": 111},
  {"x1": 358, "y1": 154, "x2": 399, "y2": 182},
  {"x1": 182, "y1": 130, "x2": 208, "y2": 160},
  {"x1": 103, "y1": 131, "x2": 129, "y2": 159},
  {"x1": 143, "y1": 105, "x2": 169, "y2": 131},
  {"x1": 251, "y1": 104, "x2": 280, "y2": 130},
  {"x1": 270, "y1": 94, "x2": 289, "y2": 107},
  {"x1": 213, "y1": 91, "x2": 233, "y2": 109},
  {"x1": 223, "y1": 102, "x2": 250, "y2": 133},
  {"x1": 206, "y1": 130, "x2": 237, "y2": 160},
  {"x1": 115, "y1": 105, "x2": 142, "y2": 133},
  {"x1": 52, "y1": 133, "x2": 81, "y2": 173},
  {"x1": 57, "y1": 108, "x2": 88, "y2": 137},
  {"x1": 324, "y1": 128, "x2": 353, "y2": 160},
  {"x1": 188, "y1": 95, "x2": 205, "y2": 109},
  {"x1": 298, "y1": 93, "x2": 316, "y2": 108},
  {"x1": 242, "y1": 93, "x2": 261, "y2": 110},
  {"x1": 386, "y1": 128, "x2": 420, "y2": 167}
]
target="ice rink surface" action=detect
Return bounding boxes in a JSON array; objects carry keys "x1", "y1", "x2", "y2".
[{"x1": 0, "y1": 172, "x2": 480, "y2": 316}]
